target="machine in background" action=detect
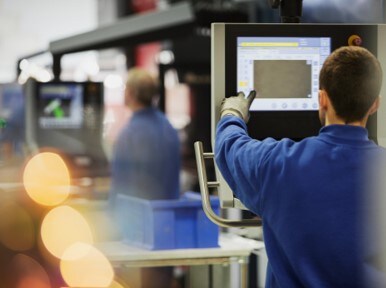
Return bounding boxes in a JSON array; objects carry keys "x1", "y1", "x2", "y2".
[
  {"x1": 24, "y1": 80, "x2": 109, "y2": 180},
  {"x1": 195, "y1": 23, "x2": 386, "y2": 227}
]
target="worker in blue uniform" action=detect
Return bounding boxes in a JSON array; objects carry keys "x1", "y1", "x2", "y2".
[
  {"x1": 109, "y1": 68, "x2": 180, "y2": 288},
  {"x1": 109, "y1": 68, "x2": 180, "y2": 202},
  {"x1": 215, "y1": 46, "x2": 385, "y2": 287}
]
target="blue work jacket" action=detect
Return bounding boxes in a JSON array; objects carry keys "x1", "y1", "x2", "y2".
[
  {"x1": 110, "y1": 107, "x2": 180, "y2": 201},
  {"x1": 215, "y1": 115, "x2": 386, "y2": 288}
]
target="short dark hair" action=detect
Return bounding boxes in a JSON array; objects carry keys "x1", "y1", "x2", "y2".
[{"x1": 319, "y1": 46, "x2": 383, "y2": 123}]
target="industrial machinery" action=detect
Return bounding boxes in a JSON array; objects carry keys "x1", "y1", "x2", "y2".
[
  {"x1": 25, "y1": 80, "x2": 109, "y2": 178},
  {"x1": 195, "y1": 23, "x2": 386, "y2": 227}
]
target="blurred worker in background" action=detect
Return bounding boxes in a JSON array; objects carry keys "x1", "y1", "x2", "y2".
[
  {"x1": 109, "y1": 67, "x2": 180, "y2": 202},
  {"x1": 109, "y1": 68, "x2": 180, "y2": 288},
  {"x1": 215, "y1": 46, "x2": 385, "y2": 287}
]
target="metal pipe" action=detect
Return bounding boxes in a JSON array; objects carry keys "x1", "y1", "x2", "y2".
[{"x1": 194, "y1": 141, "x2": 262, "y2": 228}]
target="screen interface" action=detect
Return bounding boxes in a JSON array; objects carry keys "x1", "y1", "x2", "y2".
[
  {"x1": 237, "y1": 37, "x2": 331, "y2": 111},
  {"x1": 38, "y1": 84, "x2": 84, "y2": 129}
]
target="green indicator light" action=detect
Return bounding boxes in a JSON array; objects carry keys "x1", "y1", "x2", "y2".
[{"x1": 0, "y1": 118, "x2": 7, "y2": 128}]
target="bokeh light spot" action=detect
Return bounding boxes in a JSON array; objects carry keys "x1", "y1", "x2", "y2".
[
  {"x1": 9, "y1": 254, "x2": 51, "y2": 288},
  {"x1": 60, "y1": 243, "x2": 114, "y2": 287},
  {"x1": 23, "y1": 152, "x2": 70, "y2": 206},
  {"x1": 40, "y1": 206, "x2": 93, "y2": 259}
]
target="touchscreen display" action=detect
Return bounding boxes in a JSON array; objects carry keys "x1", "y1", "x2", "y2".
[{"x1": 237, "y1": 37, "x2": 331, "y2": 111}]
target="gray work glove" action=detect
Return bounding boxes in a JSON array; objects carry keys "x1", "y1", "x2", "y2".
[{"x1": 220, "y1": 91, "x2": 256, "y2": 122}]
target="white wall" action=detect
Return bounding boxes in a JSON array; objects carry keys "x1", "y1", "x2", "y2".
[{"x1": 0, "y1": 0, "x2": 98, "y2": 82}]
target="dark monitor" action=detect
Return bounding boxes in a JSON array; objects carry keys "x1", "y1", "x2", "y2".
[
  {"x1": 25, "y1": 80, "x2": 109, "y2": 178},
  {"x1": 212, "y1": 23, "x2": 386, "y2": 208}
]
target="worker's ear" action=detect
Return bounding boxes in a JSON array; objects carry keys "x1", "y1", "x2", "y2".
[
  {"x1": 368, "y1": 97, "x2": 380, "y2": 116},
  {"x1": 125, "y1": 87, "x2": 137, "y2": 106},
  {"x1": 318, "y1": 90, "x2": 329, "y2": 110},
  {"x1": 318, "y1": 90, "x2": 329, "y2": 126},
  {"x1": 124, "y1": 88, "x2": 130, "y2": 106}
]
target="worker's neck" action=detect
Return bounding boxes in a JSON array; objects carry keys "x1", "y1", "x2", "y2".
[
  {"x1": 130, "y1": 102, "x2": 150, "y2": 113},
  {"x1": 325, "y1": 113, "x2": 367, "y2": 128}
]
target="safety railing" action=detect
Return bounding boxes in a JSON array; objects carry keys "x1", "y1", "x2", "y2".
[{"x1": 194, "y1": 141, "x2": 262, "y2": 228}]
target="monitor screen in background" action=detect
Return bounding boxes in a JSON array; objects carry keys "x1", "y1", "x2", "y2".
[
  {"x1": 237, "y1": 37, "x2": 331, "y2": 111},
  {"x1": 38, "y1": 84, "x2": 84, "y2": 129},
  {"x1": 0, "y1": 84, "x2": 24, "y2": 119},
  {"x1": 0, "y1": 84, "x2": 25, "y2": 147}
]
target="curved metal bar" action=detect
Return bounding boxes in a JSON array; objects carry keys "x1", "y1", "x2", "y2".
[{"x1": 194, "y1": 141, "x2": 262, "y2": 228}]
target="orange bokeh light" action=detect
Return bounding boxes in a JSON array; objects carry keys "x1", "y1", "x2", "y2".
[
  {"x1": 60, "y1": 243, "x2": 114, "y2": 287},
  {"x1": 23, "y1": 152, "x2": 70, "y2": 206},
  {"x1": 40, "y1": 205, "x2": 93, "y2": 259},
  {"x1": 9, "y1": 254, "x2": 51, "y2": 288}
]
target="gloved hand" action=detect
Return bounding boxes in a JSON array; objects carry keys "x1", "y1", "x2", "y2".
[{"x1": 220, "y1": 90, "x2": 256, "y2": 122}]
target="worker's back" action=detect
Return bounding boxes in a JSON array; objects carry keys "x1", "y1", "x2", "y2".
[
  {"x1": 110, "y1": 107, "x2": 180, "y2": 200},
  {"x1": 215, "y1": 118, "x2": 386, "y2": 287},
  {"x1": 260, "y1": 125, "x2": 385, "y2": 287}
]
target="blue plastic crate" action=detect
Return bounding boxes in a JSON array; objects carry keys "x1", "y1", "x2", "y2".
[{"x1": 115, "y1": 192, "x2": 219, "y2": 250}]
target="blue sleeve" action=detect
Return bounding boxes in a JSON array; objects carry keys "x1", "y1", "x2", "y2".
[{"x1": 214, "y1": 116, "x2": 279, "y2": 215}]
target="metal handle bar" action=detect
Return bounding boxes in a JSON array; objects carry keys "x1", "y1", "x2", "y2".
[{"x1": 194, "y1": 141, "x2": 262, "y2": 228}]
